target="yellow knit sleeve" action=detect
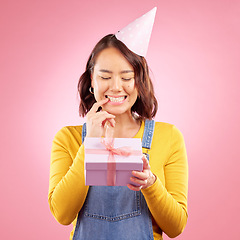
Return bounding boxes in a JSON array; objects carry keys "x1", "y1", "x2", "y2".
[
  {"x1": 48, "y1": 127, "x2": 89, "y2": 225},
  {"x1": 141, "y1": 125, "x2": 188, "y2": 238}
]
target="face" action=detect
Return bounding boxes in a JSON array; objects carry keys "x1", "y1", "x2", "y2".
[{"x1": 91, "y1": 47, "x2": 138, "y2": 116}]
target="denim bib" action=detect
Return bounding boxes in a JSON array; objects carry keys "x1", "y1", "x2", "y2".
[{"x1": 73, "y1": 120, "x2": 155, "y2": 240}]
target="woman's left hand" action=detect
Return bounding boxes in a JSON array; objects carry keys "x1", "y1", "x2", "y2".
[{"x1": 127, "y1": 154, "x2": 156, "y2": 191}]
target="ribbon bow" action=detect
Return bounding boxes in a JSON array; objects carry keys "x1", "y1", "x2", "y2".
[
  {"x1": 101, "y1": 138, "x2": 133, "y2": 186},
  {"x1": 101, "y1": 138, "x2": 132, "y2": 156}
]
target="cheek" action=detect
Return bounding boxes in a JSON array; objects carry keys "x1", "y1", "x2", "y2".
[
  {"x1": 126, "y1": 81, "x2": 136, "y2": 91},
  {"x1": 126, "y1": 85, "x2": 138, "y2": 102},
  {"x1": 93, "y1": 81, "x2": 110, "y2": 101},
  {"x1": 94, "y1": 79, "x2": 106, "y2": 92}
]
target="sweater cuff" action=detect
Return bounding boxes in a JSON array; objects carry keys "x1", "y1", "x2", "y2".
[{"x1": 141, "y1": 176, "x2": 165, "y2": 199}]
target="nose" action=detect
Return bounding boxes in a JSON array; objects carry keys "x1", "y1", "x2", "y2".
[{"x1": 110, "y1": 76, "x2": 122, "y2": 92}]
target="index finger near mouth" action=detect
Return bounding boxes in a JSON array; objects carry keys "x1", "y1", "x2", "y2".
[{"x1": 91, "y1": 98, "x2": 109, "y2": 112}]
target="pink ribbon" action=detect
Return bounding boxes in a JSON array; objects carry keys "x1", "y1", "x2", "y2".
[
  {"x1": 101, "y1": 138, "x2": 133, "y2": 186},
  {"x1": 85, "y1": 138, "x2": 141, "y2": 186}
]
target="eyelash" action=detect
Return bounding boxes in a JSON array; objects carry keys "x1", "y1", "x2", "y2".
[
  {"x1": 100, "y1": 76, "x2": 132, "y2": 81},
  {"x1": 100, "y1": 76, "x2": 111, "y2": 80}
]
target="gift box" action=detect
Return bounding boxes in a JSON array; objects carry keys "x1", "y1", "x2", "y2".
[{"x1": 84, "y1": 137, "x2": 143, "y2": 186}]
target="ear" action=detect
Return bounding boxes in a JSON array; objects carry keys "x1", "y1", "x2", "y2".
[{"x1": 90, "y1": 72, "x2": 94, "y2": 88}]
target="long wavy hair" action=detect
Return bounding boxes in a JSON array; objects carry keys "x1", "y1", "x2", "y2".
[{"x1": 78, "y1": 34, "x2": 158, "y2": 120}]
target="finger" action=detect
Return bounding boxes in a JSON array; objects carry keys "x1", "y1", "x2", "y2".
[
  {"x1": 142, "y1": 155, "x2": 151, "y2": 170},
  {"x1": 88, "y1": 116, "x2": 115, "y2": 135},
  {"x1": 127, "y1": 184, "x2": 142, "y2": 192},
  {"x1": 102, "y1": 118, "x2": 116, "y2": 128},
  {"x1": 132, "y1": 170, "x2": 148, "y2": 180},
  {"x1": 130, "y1": 176, "x2": 147, "y2": 186},
  {"x1": 108, "y1": 118, "x2": 116, "y2": 127},
  {"x1": 90, "y1": 98, "x2": 109, "y2": 113},
  {"x1": 88, "y1": 111, "x2": 116, "y2": 124}
]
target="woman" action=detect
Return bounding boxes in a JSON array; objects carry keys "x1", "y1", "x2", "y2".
[{"x1": 48, "y1": 33, "x2": 188, "y2": 239}]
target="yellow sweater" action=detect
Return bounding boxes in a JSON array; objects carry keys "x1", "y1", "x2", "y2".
[{"x1": 48, "y1": 121, "x2": 188, "y2": 240}]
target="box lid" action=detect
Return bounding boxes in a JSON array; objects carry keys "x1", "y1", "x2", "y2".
[{"x1": 84, "y1": 137, "x2": 143, "y2": 171}]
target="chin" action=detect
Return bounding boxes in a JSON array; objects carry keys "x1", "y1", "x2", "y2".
[{"x1": 103, "y1": 106, "x2": 130, "y2": 116}]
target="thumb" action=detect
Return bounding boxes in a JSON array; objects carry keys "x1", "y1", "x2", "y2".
[{"x1": 142, "y1": 154, "x2": 150, "y2": 170}]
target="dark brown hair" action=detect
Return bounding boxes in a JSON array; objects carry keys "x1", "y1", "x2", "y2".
[{"x1": 78, "y1": 34, "x2": 158, "y2": 120}]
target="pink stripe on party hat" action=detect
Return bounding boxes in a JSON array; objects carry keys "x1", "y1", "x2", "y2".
[{"x1": 115, "y1": 7, "x2": 157, "y2": 57}]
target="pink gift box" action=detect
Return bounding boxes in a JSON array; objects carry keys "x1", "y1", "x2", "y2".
[{"x1": 84, "y1": 137, "x2": 143, "y2": 186}]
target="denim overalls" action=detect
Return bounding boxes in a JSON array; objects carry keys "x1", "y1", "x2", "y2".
[{"x1": 73, "y1": 120, "x2": 155, "y2": 240}]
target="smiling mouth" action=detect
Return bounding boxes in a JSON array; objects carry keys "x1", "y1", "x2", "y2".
[{"x1": 105, "y1": 95, "x2": 127, "y2": 103}]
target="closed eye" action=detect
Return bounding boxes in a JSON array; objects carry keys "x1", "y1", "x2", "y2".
[
  {"x1": 122, "y1": 77, "x2": 133, "y2": 81},
  {"x1": 100, "y1": 76, "x2": 111, "y2": 80}
]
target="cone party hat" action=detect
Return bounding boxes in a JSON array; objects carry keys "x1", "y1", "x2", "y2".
[{"x1": 115, "y1": 7, "x2": 157, "y2": 57}]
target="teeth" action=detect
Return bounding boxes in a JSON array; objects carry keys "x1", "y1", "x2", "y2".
[{"x1": 107, "y1": 96, "x2": 125, "y2": 102}]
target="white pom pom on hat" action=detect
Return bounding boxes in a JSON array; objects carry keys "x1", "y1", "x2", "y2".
[{"x1": 115, "y1": 7, "x2": 157, "y2": 57}]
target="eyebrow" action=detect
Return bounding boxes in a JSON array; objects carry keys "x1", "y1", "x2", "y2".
[{"x1": 99, "y1": 69, "x2": 134, "y2": 74}]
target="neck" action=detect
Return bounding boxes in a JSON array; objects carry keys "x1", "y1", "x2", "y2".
[
  {"x1": 107, "y1": 112, "x2": 141, "y2": 138},
  {"x1": 114, "y1": 111, "x2": 136, "y2": 125}
]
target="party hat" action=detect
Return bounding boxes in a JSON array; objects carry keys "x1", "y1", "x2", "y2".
[{"x1": 115, "y1": 7, "x2": 157, "y2": 57}]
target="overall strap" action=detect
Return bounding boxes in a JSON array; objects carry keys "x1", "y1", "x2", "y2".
[
  {"x1": 82, "y1": 123, "x2": 87, "y2": 143},
  {"x1": 142, "y1": 119, "x2": 155, "y2": 149},
  {"x1": 142, "y1": 119, "x2": 155, "y2": 160}
]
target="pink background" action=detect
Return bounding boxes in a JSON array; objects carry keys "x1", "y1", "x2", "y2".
[{"x1": 1, "y1": 0, "x2": 239, "y2": 239}]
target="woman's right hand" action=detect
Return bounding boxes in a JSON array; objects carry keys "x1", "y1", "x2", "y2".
[{"x1": 85, "y1": 98, "x2": 116, "y2": 138}]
